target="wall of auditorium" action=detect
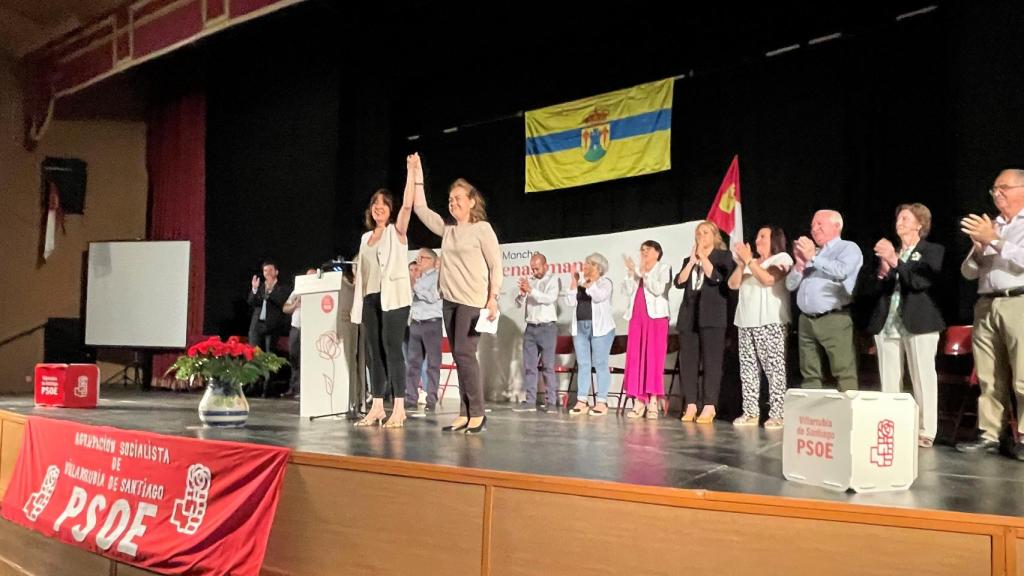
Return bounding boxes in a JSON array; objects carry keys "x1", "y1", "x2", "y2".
[{"x1": 0, "y1": 56, "x2": 148, "y2": 392}]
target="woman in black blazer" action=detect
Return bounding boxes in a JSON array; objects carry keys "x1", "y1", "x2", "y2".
[
  {"x1": 675, "y1": 221, "x2": 736, "y2": 423},
  {"x1": 866, "y1": 203, "x2": 945, "y2": 447}
]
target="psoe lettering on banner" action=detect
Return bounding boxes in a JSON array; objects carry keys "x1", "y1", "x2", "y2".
[
  {"x1": 796, "y1": 439, "x2": 834, "y2": 460},
  {"x1": 52, "y1": 486, "x2": 158, "y2": 557}
]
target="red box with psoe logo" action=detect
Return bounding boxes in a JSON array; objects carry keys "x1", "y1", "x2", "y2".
[{"x1": 34, "y1": 364, "x2": 99, "y2": 408}]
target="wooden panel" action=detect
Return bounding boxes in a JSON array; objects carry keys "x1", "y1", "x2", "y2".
[
  {"x1": 0, "y1": 519, "x2": 109, "y2": 576},
  {"x1": 490, "y1": 488, "x2": 992, "y2": 576},
  {"x1": 0, "y1": 420, "x2": 24, "y2": 499},
  {"x1": 1017, "y1": 538, "x2": 1024, "y2": 576},
  {"x1": 261, "y1": 463, "x2": 485, "y2": 575}
]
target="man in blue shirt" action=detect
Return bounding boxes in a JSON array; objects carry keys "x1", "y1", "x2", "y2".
[
  {"x1": 405, "y1": 248, "x2": 443, "y2": 413},
  {"x1": 786, "y1": 210, "x2": 864, "y2": 391}
]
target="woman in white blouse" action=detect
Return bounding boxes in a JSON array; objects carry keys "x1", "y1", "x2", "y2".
[
  {"x1": 621, "y1": 241, "x2": 672, "y2": 419},
  {"x1": 351, "y1": 173, "x2": 413, "y2": 427},
  {"x1": 564, "y1": 253, "x2": 615, "y2": 416},
  {"x1": 727, "y1": 225, "x2": 793, "y2": 429}
]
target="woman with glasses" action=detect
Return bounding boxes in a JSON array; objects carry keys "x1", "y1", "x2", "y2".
[{"x1": 865, "y1": 203, "x2": 945, "y2": 447}]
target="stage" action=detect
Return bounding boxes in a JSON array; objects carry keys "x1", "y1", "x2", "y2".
[{"x1": 0, "y1": 390, "x2": 1021, "y2": 575}]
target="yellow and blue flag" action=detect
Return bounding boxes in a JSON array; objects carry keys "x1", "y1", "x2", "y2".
[{"x1": 525, "y1": 78, "x2": 673, "y2": 193}]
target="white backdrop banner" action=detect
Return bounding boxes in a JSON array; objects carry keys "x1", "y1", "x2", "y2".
[{"x1": 414, "y1": 221, "x2": 702, "y2": 405}]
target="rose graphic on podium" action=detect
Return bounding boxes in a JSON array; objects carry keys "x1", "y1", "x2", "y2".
[
  {"x1": 870, "y1": 419, "x2": 895, "y2": 468},
  {"x1": 316, "y1": 331, "x2": 342, "y2": 413}
]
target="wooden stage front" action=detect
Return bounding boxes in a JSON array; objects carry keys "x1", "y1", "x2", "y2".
[{"x1": 0, "y1": 390, "x2": 1020, "y2": 576}]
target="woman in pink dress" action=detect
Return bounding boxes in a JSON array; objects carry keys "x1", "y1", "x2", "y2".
[{"x1": 621, "y1": 240, "x2": 672, "y2": 419}]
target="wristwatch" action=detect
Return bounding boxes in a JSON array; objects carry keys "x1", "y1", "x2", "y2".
[{"x1": 989, "y1": 238, "x2": 1004, "y2": 251}]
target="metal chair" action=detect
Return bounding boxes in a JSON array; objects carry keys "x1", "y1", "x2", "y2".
[{"x1": 437, "y1": 337, "x2": 458, "y2": 408}]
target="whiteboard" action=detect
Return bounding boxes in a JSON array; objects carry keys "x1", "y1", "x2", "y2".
[{"x1": 85, "y1": 241, "x2": 190, "y2": 348}]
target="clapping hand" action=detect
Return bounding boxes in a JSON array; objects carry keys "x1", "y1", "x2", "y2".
[
  {"x1": 251, "y1": 275, "x2": 260, "y2": 291},
  {"x1": 874, "y1": 238, "x2": 897, "y2": 267},
  {"x1": 794, "y1": 236, "x2": 816, "y2": 262},
  {"x1": 517, "y1": 277, "x2": 531, "y2": 295},
  {"x1": 734, "y1": 242, "x2": 753, "y2": 265},
  {"x1": 960, "y1": 213, "x2": 998, "y2": 245},
  {"x1": 624, "y1": 255, "x2": 636, "y2": 276}
]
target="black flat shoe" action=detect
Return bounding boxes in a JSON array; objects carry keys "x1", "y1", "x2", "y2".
[
  {"x1": 464, "y1": 416, "x2": 487, "y2": 434},
  {"x1": 955, "y1": 438, "x2": 1000, "y2": 454}
]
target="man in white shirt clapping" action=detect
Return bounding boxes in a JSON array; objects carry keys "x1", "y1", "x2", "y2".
[{"x1": 514, "y1": 253, "x2": 560, "y2": 412}]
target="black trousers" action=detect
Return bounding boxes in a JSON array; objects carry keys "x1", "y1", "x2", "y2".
[
  {"x1": 442, "y1": 300, "x2": 484, "y2": 417},
  {"x1": 361, "y1": 293, "x2": 410, "y2": 400},
  {"x1": 679, "y1": 326, "x2": 727, "y2": 407}
]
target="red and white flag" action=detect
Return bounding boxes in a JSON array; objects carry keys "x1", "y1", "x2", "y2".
[{"x1": 706, "y1": 155, "x2": 743, "y2": 245}]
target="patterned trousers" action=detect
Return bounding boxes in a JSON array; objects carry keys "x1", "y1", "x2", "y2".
[{"x1": 738, "y1": 323, "x2": 788, "y2": 419}]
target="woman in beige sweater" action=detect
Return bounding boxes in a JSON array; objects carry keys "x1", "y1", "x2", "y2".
[{"x1": 406, "y1": 153, "x2": 502, "y2": 434}]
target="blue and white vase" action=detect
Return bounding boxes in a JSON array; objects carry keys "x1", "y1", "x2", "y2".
[{"x1": 198, "y1": 379, "x2": 249, "y2": 427}]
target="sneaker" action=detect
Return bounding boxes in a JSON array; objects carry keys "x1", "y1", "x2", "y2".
[
  {"x1": 733, "y1": 415, "x2": 759, "y2": 427},
  {"x1": 764, "y1": 417, "x2": 784, "y2": 430},
  {"x1": 538, "y1": 403, "x2": 550, "y2": 413},
  {"x1": 512, "y1": 401, "x2": 536, "y2": 412}
]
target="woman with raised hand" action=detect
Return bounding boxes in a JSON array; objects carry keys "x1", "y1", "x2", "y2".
[
  {"x1": 351, "y1": 177, "x2": 413, "y2": 428},
  {"x1": 408, "y1": 153, "x2": 502, "y2": 434}
]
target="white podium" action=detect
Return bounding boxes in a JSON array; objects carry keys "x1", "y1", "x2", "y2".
[
  {"x1": 294, "y1": 272, "x2": 359, "y2": 418},
  {"x1": 782, "y1": 389, "x2": 919, "y2": 493}
]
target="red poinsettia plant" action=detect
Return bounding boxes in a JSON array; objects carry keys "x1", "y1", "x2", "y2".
[{"x1": 166, "y1": 336, "x2": 287, "y2": 390}]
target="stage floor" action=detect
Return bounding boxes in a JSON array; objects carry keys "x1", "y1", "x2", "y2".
[{"x1": 0, "y1": 389, "x2": 1020, "y2": 520}]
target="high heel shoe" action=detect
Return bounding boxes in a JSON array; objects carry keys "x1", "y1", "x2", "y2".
[
  {"x1": 354, "y1": 412, "x2": 385, "y2": 427},
  {"x1": 626, "y1": 404, "x2": 646, "y2": 419},
  {"x1": 383, "y1": 415, "x2": 406, "y2": 428},
  {"x1": 464, "y1": 416, "x2": 487, "y2": 434},
  {"x1": 442, "y1": 417, "x2": 469, "y2": 432},
  {"x1": 680, "y1": 404, "x2": 698, "y2": 422},
  {"x1": 696, "y1": 406, "x2": 717, "y2": 424}
]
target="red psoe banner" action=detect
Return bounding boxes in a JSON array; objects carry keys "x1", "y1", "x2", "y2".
[{"x1": 1, "y1": 417, "x2": 290, "y2": 575}]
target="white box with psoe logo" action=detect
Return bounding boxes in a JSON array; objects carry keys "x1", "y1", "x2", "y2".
[{"x1": 783, "y1": 389, "x2": 919, "y2": 493}]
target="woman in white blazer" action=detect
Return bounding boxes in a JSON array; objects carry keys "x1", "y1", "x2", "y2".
[
  {"x1": 564, "y1": 253, "x2": 615, "y2": 416},
  {"x1": 352, "y1": 185, "x2": 412, "y2": 427},
  {"x1": 621, "y1": 240, "x2": 671, "y2": 418}
]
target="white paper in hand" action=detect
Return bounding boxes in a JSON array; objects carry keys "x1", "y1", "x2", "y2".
[{"x1": 475, "y1": 308, "x2": 500, "y2": 334}]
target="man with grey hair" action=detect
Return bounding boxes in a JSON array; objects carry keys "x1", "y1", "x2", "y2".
[
  {"x1": 405, "y1": 248, "x2": 443, "y2": 413},
  {"x1": 957, "y1": 168, "x2": 1024, "y2": 458},
  {"x1": 514, "y1": 252, "x2": 561, "y2": 411},
  {"x1": 786, "y1": 209, "x2": 864, "y2": 391}
]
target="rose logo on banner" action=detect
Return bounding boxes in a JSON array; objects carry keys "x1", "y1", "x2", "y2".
[
  {"x1": 74, "y1": 375, "x2": 89, "y2": 398},
  {"x1": 870, "y1": 419, "x2": 895, "y2": 468},
  {"x1": 23, "y1": 465, "x2": 60, "y2": 521},
  {"x1": 170, "y1": 464, "x2": 211, "y2": 535}
]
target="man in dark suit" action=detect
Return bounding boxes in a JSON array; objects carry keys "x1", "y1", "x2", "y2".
[{"x1": 247, "y1": 261, "x2": 291, "y2": 352}]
